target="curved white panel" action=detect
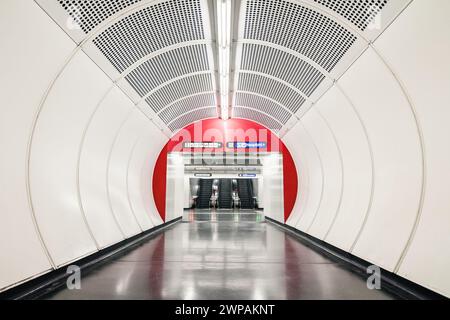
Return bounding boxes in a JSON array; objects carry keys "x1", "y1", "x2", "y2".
[
  {"x1": 125, "y1": 137, "x2": 153, "y2": 230},
  {"x1": 284, "y1": 135, "x2": 309, "y2": 228},
  {"x1": 302, "y1": 109, "x2": 343, "y2": 240},
  {"x1": 374, "y1": 0, "x2": 450, "y2": 296},
  {"x1": 127, "y1": 124, "x2": 167, "y2": 230},
  {"x1": 127, "y1": 125, "x2": 166, "y2": 229},
  {"x1": 79, "y1": 87, "x2": 134, "y2": 249},
  {"x1": 108, "y1": 109, "x2": 150, "y2": 237},
  {"x1": 0, "y1": 0, "x2": 75, "y2": 291},
  {"x1": 144, "y1": 155, "x2": 165, "y2": 226},
  {"x1": 340, "y1": 47, "x2": 423, "y2": 271},
  {"x1": 165, "y1": 153, "x2": 185, "y2": 221},
  {"x1": 262, "y1": 153, "x2": 284, "y2": 223},
  {"x1": 317, "y1": 86, "x2": 373, "y2": 252},
  {"x1": 283, "y1": 122, "x2": 323, "y2": 232},
  {"x1": 30, "y1": 50, "x2": 112, "y2": 266}
]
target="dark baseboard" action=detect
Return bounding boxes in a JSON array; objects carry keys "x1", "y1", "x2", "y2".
[
  {"x1": 265, "y1": 216, "x2": 447, "y2": 300},
  {"x1": 0, "y1": 217, "x2": 182, "y2": 300}
]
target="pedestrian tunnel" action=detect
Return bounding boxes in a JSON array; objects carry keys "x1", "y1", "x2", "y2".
[{"x1": 0, "y1": 0, "x2": 450, "y2": 300}]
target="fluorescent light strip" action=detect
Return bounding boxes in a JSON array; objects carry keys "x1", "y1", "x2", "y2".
[{"x1": 217, "y1": 0, "x2": 231, "y2": 120}]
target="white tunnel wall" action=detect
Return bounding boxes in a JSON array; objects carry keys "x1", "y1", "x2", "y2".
[
  {"x1": 0, "y1": 0, "x2": 169, "y2": 292},
  {"x1": 284, "y1": 123, "x2": 323, "y2": 233},
  {"x1": 127, "y1": 122, "x2": 167, "y2": 229},
  {"x1": 165, "y1": 153, "x2": 185, "y2": 222},
  {"x1": 0, "y1": 0, "x2": 74, "y2": 290},
  {"x1": 107, "y1": 108, "x2": 170, "y2": 236},
  {"x1": 341, "y1": 46, "x2": 423, "y2": 272},
  {"x1": 137, "y1": 140, "x2": 165, "y2": 228},
  {"x1": 374, "y1": 0, "x2": 450, "y2": 296},
  {"x1": 284, "y1": 0, "x2": 450, "y2": 297},
  {"x1": 317, "y1": 86, "x2": 373, "y2": 252},
  {"x1": 128, "y1": 136, "x2": 155, "y2": 230},
  {"x1": 262, "y1": 153, "x2": 284, "y2": 223},
  {"x1": 29, "y1": 49, "x2": 111, "y2": 267},
  {"x1": 301, "y1": 109, "x2": 343, "y2": 240},
  {"x1": 284, "y1": 133, "x2": 309, "y2": 229},
  {"x1": 108, "y1": 110, "x2": 151, "y2": 238},
  {"x1": 79, "y1": 87, "x2": 133, "y2": 249}
]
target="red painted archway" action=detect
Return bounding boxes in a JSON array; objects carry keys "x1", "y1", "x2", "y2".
[{"x1": 153, "y1": 118, "x2": 298, "y2": 222}]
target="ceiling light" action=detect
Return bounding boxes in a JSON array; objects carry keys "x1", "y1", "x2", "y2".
[{"x1": 217, "y1": 0, "x2": 232, "y2": 120}]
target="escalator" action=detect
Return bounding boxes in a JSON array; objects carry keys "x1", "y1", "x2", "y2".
[
  {"x1": 237, "y1": 179, "x2": 255, "y2": 209},
  {"x1": 218, "y1": 179, "x2": 233, "y2": 209},
  {"x1": 195, "y1": 179, "x2": 213, "y2": 209}
]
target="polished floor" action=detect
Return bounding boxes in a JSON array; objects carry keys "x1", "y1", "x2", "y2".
[{"x1": 44, "y1": 211, "x2": 396, "y2": 300}]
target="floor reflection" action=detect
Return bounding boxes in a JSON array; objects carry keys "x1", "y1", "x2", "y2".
[
  {"x1": 183, "y1": 209, "x2": 265, "y2": 223},
  {"x1": 44, "y1": 211, "x2": 396, "y2": 300}
]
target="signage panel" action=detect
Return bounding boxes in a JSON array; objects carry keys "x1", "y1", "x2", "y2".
[
  {"x1": 194, "y1": 173, "x2": 212, "y2": 177},
  {"x1": 227, "y1": 142, "x2": 267, "y2": 149},
  {"x1": 183, "y1": 142, "x2": 222, "y2": 148},
  {"x1": 238, "y1": 173, "x2": 257, "y2": 178}
]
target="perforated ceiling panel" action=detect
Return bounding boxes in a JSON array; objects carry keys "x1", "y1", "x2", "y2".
[
  {"x1": 233, "y1": 107, "x2": 283, "y2": 131},
  {"x1": 168, "y1": 107, "x2": 217, "y2": 132},
  {"x1": 313, "y1": 0, "x2": 388, "y2": 31},
  {"x1": 241, "y1": 44, "x2": 325, "y2": 97},
  {"x1": 58, "y1": 0, "x2": 142, "y2": 34},
  {"x1": 243, "y1": 0, "x2": 357, "y2": 72},
  {"x1": 125, "y1": 44, "x2": 210, "y2": 97},
  {"x1": 39, "y1": 0, "x2": 407, "y2": 135},
  {"x1": 159, "y1": 93, "x2": 216, "y2": 124},
  {"x1": 93, "y1": 0, "x2": 205, "y2": 72},
  {"x1": 235, "y1": 92, "x2": 291, "y2": 124},
  {"x1": 145, "y1": 73, "x2": 213, "y2": 114},
  {"x1": 232, "y1": 0, "x2": 376, "y2": 131},
  {"x1": 238, "y1": 73, "x2": 305, "y2": 114}
]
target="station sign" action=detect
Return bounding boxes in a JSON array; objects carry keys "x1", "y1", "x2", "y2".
[
  {"x1": 238, "y1": 173, "x2": 257, "y2": 178},
  {"x1": 194, "y1": 173, "x2": 212, "y2": 177},
  {"x1": 226, "y1": 142, "x2": 267, "y2": 149},
  {"x1": 183, "y1": 142, "x2": 222, "y2": 148}
]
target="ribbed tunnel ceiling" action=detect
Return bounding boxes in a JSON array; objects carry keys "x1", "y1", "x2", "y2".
[{"x1": 37, "y1": 0, "x2": 411, "y2": 136}]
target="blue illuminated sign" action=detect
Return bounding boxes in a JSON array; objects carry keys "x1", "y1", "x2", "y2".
[
  {"x1": 238, "y1": 173, "x2": 257, "y2": 178},
  {"x1": 226, "y1": 142, "x2": 267, "y2": 149}
]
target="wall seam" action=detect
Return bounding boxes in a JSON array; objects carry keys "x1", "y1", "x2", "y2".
[
  {"x1": 139, "y1": 136, "x2": 165, "y2": 227},
  {"x1": 106, "y1": 108, "x2": 136, "y2": 239},
  {"x1": 290, "y1": 137, "x2": 310, "y2": 227},
  {"x1": 370, "y1": 44, "x2": 427, "y2": 274},
  {"x1": 25, "y1": 46, "x2": 81, "y2": 269},
  {"x1": 292, "y1": 122, "x2": 325, "y2": 233},
  {"x1": 314, "y1": 108, "x2": 345, "y2": 241},
  {"x1": 126, "y1": 134, "x2": 148, "y2": 232},
  {"x1": 76, "y1": 85, "x2": 118, "y2": 250},
  {"x1": 304, "y1": 132, "x2": 325, "y2": 232},
  {"x1": 296, "y1": 157, "x2": 310, "y2": 227},
  {"x1": 335, "y1": 83, "x2": 376, "y2": 253}
]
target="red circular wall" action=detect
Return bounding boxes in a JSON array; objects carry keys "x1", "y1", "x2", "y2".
[{"x1": 152, "y1": 118, "x2": 298, "y2": 222}]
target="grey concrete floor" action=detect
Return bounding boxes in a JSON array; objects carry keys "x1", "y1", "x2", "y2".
[{"x1": 44, "y1": 211, "x2": 396, "y2": 300}]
